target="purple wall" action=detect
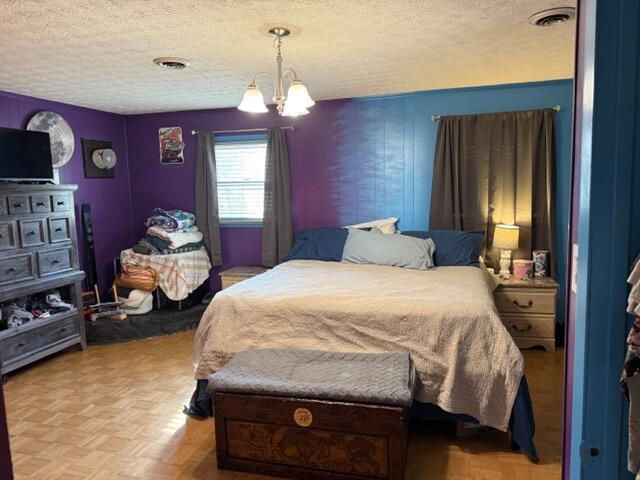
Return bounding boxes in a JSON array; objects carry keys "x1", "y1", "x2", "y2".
[
  {"x1": 0, "y1": 91, "x2": 133, "y2": 293},
  {"x1": 125, "y1": 100, "x2": 346, "y2": 289}
]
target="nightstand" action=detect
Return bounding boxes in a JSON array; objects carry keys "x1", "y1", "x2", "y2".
[
  {"x1": 493, "y1": 277, "x2": 559, "y2": 352},
  {"x1": 219, "y1": 266, "x2": 268, "y2": 289}
]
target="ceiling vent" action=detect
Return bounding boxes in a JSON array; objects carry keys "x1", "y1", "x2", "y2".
[
  {"x1": 528, "y1": 7, "x2": 576, "y2": 27},
  {"x1": 153, "y1": 57, "x2": 191, "y2": 69}
]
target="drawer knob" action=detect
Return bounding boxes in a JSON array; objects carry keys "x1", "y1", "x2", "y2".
[
  {"x1": 16, "y1": 342, "x2": 25, "y2": 349},
  {"x1": 57, "y1": 201, "x2": 65, "y2": 206},
  {"x1": 55, "y1": 227, "x2": 63, "y2": 232},
  {"x1": 27, "y1": 231, "x2": 36, "y2": 236},
  {"x1": 13, "y1": 203, "x2": 24, "y2": 208},
  {"x1": 52, "y1": 259, "x2": 60, "y2": 264},
  {"x1": 36, "y1": 202, "x2": 45, "y2": 207},
  {"x1": 511, "y1": 324, "x2": 533, "y2": 333},
  {"x1": 59, "y1": 327, "x2": 67, "y2": 333},
  {"x1": 7, "y1": 267, "x2": 16, "y2": 273},
  {"x1": 513, "y1": 299, "x2": 534, "y2": 309}
]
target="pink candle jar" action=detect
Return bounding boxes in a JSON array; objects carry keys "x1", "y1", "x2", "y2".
[{"x1": 513, "y1": 260, "x2": 534, "y2": 280}]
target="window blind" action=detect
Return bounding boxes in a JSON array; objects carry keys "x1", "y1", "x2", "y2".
[{"x1": 215, "y1": 138, "x2": 267, "y2": 223}]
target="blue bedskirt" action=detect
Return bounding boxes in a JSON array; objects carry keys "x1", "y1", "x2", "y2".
[{"x1": 186, "y1": 375, "x2": 537, "y2": 461}]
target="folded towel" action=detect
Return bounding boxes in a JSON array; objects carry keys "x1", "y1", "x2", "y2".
[
  {"x1": 147, "y1": 226, "x2": 203, "y2": 249},
  {"x1": 145, "y1": 208, "x2": 196, "y2": 232}
]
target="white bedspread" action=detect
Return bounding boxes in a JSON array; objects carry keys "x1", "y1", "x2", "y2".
[{"x1": 193, "y1": 260, "x2": 523, "y2": 430}]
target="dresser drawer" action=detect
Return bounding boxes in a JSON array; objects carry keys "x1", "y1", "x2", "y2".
[
  {"x1": 494, "y1": 291, "x2": 555, "y2": 315},
  {"x1": 18, "y1": 219, "x2": 45, "y2": 248},
  {"x1": 500, "y1": 313, "x2": 555, "y2": 338},
  {"x1": 48, "y1": 217, "x2": 71, "y2": 243},
  {"x1": 0, "y1": 196, "x2": 7, "y2": 216},
  {"x1": 0, "y1": 222, "x2": 15, "y2": 251},
  {"x1": 30, "y1": 193, "x2": 51, "y2": 213},
  {"x1": 1, "y1": 315, "x2": 78, "y2": 366},
  {"x1": 37, "y1": 248, "x2": 72, "y2": 276},
  {"x1": 51, "y1": 194, "x2": 70, "y2": 212},
  {"x1": 0, "y1": 254, "x2": 35, "y2": 285},
  {"x1": 7, "y1": 195, "x2": 30, "y2": 215}
]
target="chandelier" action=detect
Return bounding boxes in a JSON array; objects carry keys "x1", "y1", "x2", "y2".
[{"x1": 238, "y1": 27, "x2": 315, "y2": 117}]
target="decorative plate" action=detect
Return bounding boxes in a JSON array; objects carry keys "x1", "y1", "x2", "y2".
[{"x1": 26, "y1": 111, "x2": 75, "y2": 168}]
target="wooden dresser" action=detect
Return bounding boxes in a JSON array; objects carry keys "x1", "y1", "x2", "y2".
[
  {"x1": 219, "y1": 266, "x2": 268, "y2": 289},
  {"x1": 0, "y1": 184, "x2": 85, "y2": 377},
  {"x1": 493, "y1": 277, "x2": 559, "y2": 352}
]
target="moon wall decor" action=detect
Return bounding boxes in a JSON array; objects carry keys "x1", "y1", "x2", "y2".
[{"x1": 26, "y1": 111, "x2": 75, "y2": 168}]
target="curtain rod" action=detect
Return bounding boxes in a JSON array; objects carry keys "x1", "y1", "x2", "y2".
[
  {"x1": 190, "y1": 126, "x2": 295, "y2": 135},
  {"x1": 431, "y1": 105, "x2": 561, "y2": 122}
]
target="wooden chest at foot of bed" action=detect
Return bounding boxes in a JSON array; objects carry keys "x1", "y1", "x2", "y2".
[{"x1": 213, "y1": 392, "x2": 409, "y2": 480}]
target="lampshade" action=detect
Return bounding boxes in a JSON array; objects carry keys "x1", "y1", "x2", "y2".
[
  {"x1": 493, "y1": 224, "x2": 519, "y2": 250},
  {"x1": 286, "y1": 80, "x2": 315, "y2": 109},
  {"x1": 238, "y1": 84, "x2": 268, "y2": 113},
  {"x1": 281, "y1": 100, "x2": 309, "y2": 117}
]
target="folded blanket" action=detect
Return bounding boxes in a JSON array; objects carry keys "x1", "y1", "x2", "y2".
[
  {"x1": 145, "y1": 208, "x2": 196, "y2": 232},
  {"x1": 147, "y1": 226, "x2": 203, "y2": 249},
  {"x1": 145, "y1": 234, "x2": 204, "y2": 255}
]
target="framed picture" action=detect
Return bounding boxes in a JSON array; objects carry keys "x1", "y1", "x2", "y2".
[{"x1": 159, "y1": 126, "x2": 185, "y2": 165}]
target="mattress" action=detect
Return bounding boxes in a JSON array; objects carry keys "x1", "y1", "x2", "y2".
[{"x1": 193, "y1": 259, "x2": 523, "y2": 430}]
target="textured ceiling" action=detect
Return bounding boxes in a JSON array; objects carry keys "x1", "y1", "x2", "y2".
[{"x1": 0, "y1": 0, "x2": 576, "y2": 114}]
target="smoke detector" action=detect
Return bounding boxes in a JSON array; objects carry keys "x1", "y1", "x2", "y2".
[
  {"x1": 153, "y1": 57, "x2": 191, "y2": 69},
  {"x1": 528, "y1": 7, "x2": 576, "y2": 27}
]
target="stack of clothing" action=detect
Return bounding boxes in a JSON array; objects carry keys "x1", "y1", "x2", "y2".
[{"x1": 133, "y1": 208, "x2": 205, "y2": 255}]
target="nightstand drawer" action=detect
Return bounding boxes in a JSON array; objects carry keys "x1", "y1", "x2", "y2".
[
  {"x1": 500, "y1": 314, "x2": 555, "y2": 338},
  {"x1": 221, "y1": 278, "x2": 242, "y2": 289},
  {"x1": 494, "y1": 291, "x2": 555, "y2": 314}
]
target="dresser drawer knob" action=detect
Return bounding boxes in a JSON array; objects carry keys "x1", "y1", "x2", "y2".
[
  {"x1": 7, "y1": 267, "x2": 16, "y2": 273},
  {"x1": 55, "y1": 227, "x2": 63, "y2": 232},
  {"x1": 52, "y1": 259, "x2": 60, "y2": 265},
  {"x1": 36, "y1": 201, "x2": 45, "y2": 207},
  {"x1": 513, "y1": 299, "x2": 534, "y2": 309},
  {"x1": 27, "y1": 231, "x2": 36, "y2": 236},
  {"x1": 57, "y1": 201, "x2": 65, "y2": 206},
  {"x1": 13, "y1": 203, "x2": 24, "y2": 208},
  {"x1": 511, "y1": 324, "x2": 533, "y2": 333}
]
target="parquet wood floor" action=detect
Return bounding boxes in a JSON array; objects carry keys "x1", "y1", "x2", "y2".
[{"x1": 4, "y1": 330, "x2": 563, "y2": 479}]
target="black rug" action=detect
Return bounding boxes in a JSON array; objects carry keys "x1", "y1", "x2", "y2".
[{"x1": 85, "y1": 304, "x2": 207, "y2": 344}]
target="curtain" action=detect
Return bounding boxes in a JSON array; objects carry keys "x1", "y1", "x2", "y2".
[
  {"x1": 262, "y1": 127, "x2": 293, "y2": 267},
  {"x1": 194, "y1": 131, "x2": 222, "y2": 266},
  {"x1": 429, "y1": 109, "x2": 556, "y2": 275}
]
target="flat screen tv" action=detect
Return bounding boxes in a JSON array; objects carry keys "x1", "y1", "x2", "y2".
[{"x1": 0, "y1": 127, "x2": 54, "y2": 181}]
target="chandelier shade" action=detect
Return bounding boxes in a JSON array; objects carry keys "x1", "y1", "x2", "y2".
[
  {"x1": 238, "y1": 84, "x2": 268, "y2": 113},
  {"x1": 286, "y1": 80, "x2": 315, "y2": 109}
]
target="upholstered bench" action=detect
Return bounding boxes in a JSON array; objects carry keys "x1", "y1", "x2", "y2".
[{"x1": 209, "y1": 349, "x2": 416, "y2": 480}]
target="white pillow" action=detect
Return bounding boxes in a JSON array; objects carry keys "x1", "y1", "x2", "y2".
[{"x1": 346, "y1": 217, "x2": 398, "y2": 234}]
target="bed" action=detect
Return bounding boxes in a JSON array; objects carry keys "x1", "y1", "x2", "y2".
[{"x1": 191, "y1": 259, "x2": 537, "y2": 459}]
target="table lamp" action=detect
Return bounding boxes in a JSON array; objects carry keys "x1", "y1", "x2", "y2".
[{"x1": 493, "y1": 224, "x2": 519, "y2": 279}]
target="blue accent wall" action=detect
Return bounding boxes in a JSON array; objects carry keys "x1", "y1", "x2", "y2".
[{"x1": 336, "y1": 79, "x2": 573, "y2": 323}]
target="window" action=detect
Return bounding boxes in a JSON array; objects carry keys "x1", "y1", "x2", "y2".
[{"x1": 215, "y1": 135, "x2": 267, "y2": 223}]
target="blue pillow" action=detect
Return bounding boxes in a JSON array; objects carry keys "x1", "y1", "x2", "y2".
[
  {"x1": 401, "y1": 230, "x2": 484, "y2": 267},
  {"x1": 284, "y1": 227, "x2": 349, "y2": 262}
]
